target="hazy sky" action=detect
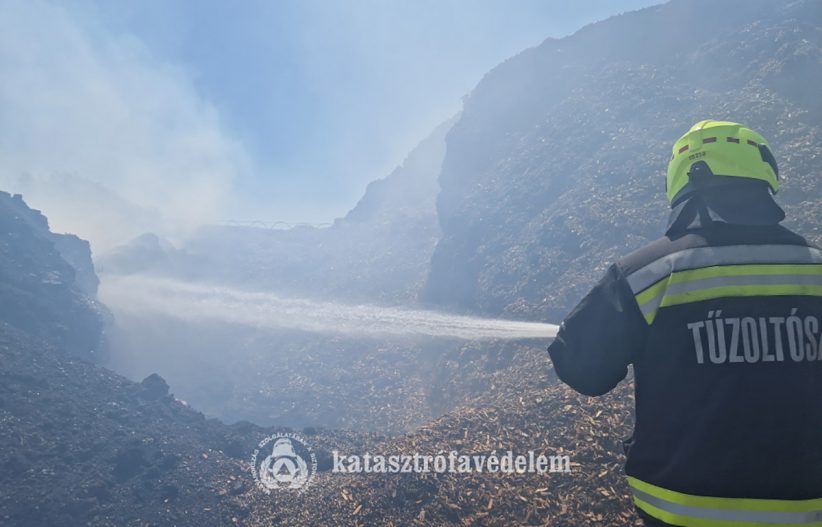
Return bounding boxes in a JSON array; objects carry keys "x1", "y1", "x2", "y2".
[{"x1": 0, "y1": 0, "x2": 661, "y2": 248}]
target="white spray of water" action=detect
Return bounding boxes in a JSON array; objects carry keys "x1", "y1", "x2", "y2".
[{"x1": 99, "y1": 275, "x2": 559, "y2": 340}]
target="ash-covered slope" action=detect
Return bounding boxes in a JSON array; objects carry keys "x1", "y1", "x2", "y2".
[
  {"x1": 423, "y1": 0, "x2": 822, "y2": 321},
  {"x1": 0, "y1": 192, "x2": 369, "y2": 526},
  {"x1": 0, "y1": 191, "x2": 107, "y2": 360},
  {"x1": 0, "y1": 193, "x2": 243, "y2": 525},
  {"x1": 0, "y1": 316, "x2": 379, "y2": 527},
  {"x1": 0, "y1": 323, "x2": 249, "y2": 526}
]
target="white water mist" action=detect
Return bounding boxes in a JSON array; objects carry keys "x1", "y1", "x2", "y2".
[{"x1": 99, "y1": 275, "x2": 558, "y2": 340}]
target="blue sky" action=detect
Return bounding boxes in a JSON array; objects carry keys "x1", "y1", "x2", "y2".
[{"x1": 0, "y1": 0, "x2": 661, "y2": 248}]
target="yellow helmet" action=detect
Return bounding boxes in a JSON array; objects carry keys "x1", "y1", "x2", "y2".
[{"x1": 666, "y1": 120, "x2": 779, "y2": 204}]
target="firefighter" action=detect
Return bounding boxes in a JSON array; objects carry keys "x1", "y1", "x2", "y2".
[{"x1": 547, "y1": 120, "x2": 822, "y2": 526}]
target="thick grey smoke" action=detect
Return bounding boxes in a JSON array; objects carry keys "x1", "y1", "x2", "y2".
[
  {"x1": 100, "y1": 275, "x2": 558, "y2": 340},
  {"x1": 0, "y1": 0, "x2": 250, "y2": 252}
]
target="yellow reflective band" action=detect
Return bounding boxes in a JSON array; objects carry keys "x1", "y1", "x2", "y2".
[
  {"x1": 626, "y1": 245, "x2": 822, "y2": 295},
  {"x1": 629, "y1": 477, "x2": 822, "y2": 526},
  {"x1": 668, "y1": 264, "x2": 822, "y2": 285},
  {"x1": 642, "y1": 308, "x2": 657, "y2": 325},
  {"x1": 629, "y1": 477, "x2": 822, "y2": 513},
  {"x1": 661, "y1": 284, "x2": 822, "y2": 309},
  {"x1": 636, "y1": 277, "x2": 669, "y2": 305},
  {"x1": 632, "y1": 264, "x2": 822, "y2": 325}
]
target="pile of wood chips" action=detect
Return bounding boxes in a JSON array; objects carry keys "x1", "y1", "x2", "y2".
[{"x1": 240, "y1": 348, "x2": 641, "y2": 527}]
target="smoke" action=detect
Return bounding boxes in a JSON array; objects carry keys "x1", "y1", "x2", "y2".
[
  {"x1": 0, "y1": 0, "x2": 251, "y2": 252},
  {"x1": 100, "y1": 275, "x2": 558, "y2": 340}
]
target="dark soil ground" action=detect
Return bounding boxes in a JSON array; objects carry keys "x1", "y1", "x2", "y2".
[{"x1": 1, "y1": 324, "x2": 640, "y2": 526}]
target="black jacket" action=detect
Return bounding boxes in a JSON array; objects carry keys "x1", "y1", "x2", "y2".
[{"x1": 548, "y1": 221, "x2": 822, "y2": 526}]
